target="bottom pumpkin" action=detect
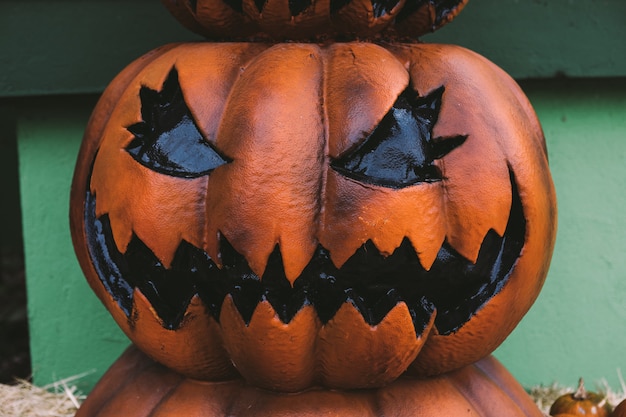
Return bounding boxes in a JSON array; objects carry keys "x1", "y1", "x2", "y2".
[{"x1": 76, "y1": 346, "x2": 543, "y2": 417}]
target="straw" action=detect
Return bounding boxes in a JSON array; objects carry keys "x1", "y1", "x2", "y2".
[
  {"x1": 0, "y1": 373, "x2": 88, "y2": 417},
  {"x1": 0, "y1": 371, "x2": 624, "y2": 417}
]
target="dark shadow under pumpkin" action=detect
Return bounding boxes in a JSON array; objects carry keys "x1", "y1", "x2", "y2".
[{"x1": 83, "y1": 171, "x2": 525, "y2": 337}]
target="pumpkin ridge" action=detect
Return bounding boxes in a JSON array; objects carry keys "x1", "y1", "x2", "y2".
[
  {"x1": 444, "y1": 362, "x2": 529, "y2": 417},
  {"x1": 145, "y1": 377, "x2": 186, "y2": 417},
  {"x1": 473, "y1": 356, "x2": 547, "y2": 417},
  {"x1": 318, "y1": 44, "x2": 331, "y2": 260},
  {"x1": 75, "y1": 347, "x2": 154, "y2": 416},
  {"x1": 205, "y1": 43, "x2": 325, "y2": 281}
]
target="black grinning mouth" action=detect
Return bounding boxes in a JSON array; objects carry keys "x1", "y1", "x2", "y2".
[{"x1": 84, "y1": 169, "x2": 525, "y2": 337}]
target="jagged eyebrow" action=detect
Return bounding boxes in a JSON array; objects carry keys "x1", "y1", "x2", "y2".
[
  {"x1": 125, "y1": 67, "x2": 231, "y2": 178},
  {"x1": 330, "y1": 86, "x2": 466, "y2": 189}
]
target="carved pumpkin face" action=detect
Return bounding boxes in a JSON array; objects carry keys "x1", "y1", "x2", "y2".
[
  {"x1": 161, "y1": 0, "x2": 468, "y2": 40},
  {"x1": 70, "y1": 42, "x2": 557, "y2": 392}
]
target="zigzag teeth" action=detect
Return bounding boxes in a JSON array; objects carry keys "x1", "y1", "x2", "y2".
[{"x1": 85, "y1": 170, "x2": 525, "y2": 336}]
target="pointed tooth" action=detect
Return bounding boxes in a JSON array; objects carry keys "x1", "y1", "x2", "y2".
[
  {"x1": 220, "y1": 298, "x2": 320, "y2": 392},
  {"x1": 322, "y1": 170, "x2": 447, "y2": 271},
  {"x1": 371, "y1": 233, "x2": 405, "y2": 258},
  {"x1": 440, "y1": 139, "x2": 511, "y2": 264},
  {"x1": 414, "y1": 234, "x2": 445, "y2": 272},
  {"x1": 129, "y1": 291, "x2": 236, "y2": 380},
  {"x1": 404, "y1": 185, "x2": 447, "y2": 271},
  {"x1": 108, "y1": 210, "x2": 133, "y2": 256},
  {"x1": 93, "y1": 118, "x2": 210, "y2": 269},
  {"x1": 317, "y1": 301, "x2": 428, "y2": 389},
  {"x1": 134, "y1": 174, "x2": 208, "y2": 268},
  {"x1": 203, "y1": 230, "x2": 221, "y2": 268},
  {"x1": 279, "y1": 236, "x2": 319, "y2": 285}
]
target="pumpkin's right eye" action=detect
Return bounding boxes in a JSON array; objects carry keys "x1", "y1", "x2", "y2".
[
  {"x1": 330, "y1": 86, "x2": 466, "y2": 189},
  {"x1": 126, "y1": 67, "x2": 231, "y2": 179}
]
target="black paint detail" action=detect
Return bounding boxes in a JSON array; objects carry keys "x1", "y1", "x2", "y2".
[
  {"x1": 85, "y1": 193, "x2": 135, "y2": 317},
  {"x1": 189, "y1": 0, "x2": 198, "y2": 13},
  {"x1": 331, "y1": 86, "x2": 466, "y2": 189},
  {"x1": 371, "y1": 0, "x2": 400, "y2": 18},
  {"x1": 84, "y1": 170, "x2": 525, "y2": 335},
  {"x1": 289, "y1": 0, "x2": 313, "y2": 16},
  {"x1": 396, "y1": 0, "x2": 465, "y2": 26},
  {"x1": 428, "y1": 171, "x2": 525, "y2": 333},
  {"x1": 249, "y1": 0, "x2": 311, "y2": 16},
  {"x1": 329, "y1": 0, "x2": 351, "y2": 14},
  {"x1": 431, "y1": 0, "x2": 464, "y2": 25},
  {"x1": 126, "y1": 67, "x2": 231, "y2": 179},
  {"x1": 222, "y1": 0, "x2": 245, "y2": 13},
  {"x1": 253, "y1": 0, "x2": 267, "y2": 12}
]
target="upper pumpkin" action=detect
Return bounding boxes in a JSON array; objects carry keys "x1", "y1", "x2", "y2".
[
  {"x1": 162, "y1": 0, "x2": 468, "y2": 40},
  {"x1": 70, "y1": 41, "x2": 557, "y2": 392}
]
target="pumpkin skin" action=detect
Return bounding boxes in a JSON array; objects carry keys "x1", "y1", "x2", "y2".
[
  {"x1": 76, "y1": 345, "x2": 544, "y2": 417},
  {"x1": 70, "y1": 41, "x2": 557, "y2": 392},
  {"x1": 549, "y1": 379, "x2": 612, "y2": 417},
  {"x1": 161, "y1": 0, "x2": 468, "y2": 41}
]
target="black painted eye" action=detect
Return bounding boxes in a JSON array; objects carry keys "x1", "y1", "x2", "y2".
[
  {"x1": 331, "y1": 86, "x2": 466, "y2": 189},
  {"x1": 126, "y1": 67, "x2": 231, "y2": 178}
]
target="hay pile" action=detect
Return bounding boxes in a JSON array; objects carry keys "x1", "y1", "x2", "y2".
[
  {"x1": 529, "y1": 375, "x2": 626, "y2": 416},
  {"x1": 0, "y1": 376, "x2": 84, "y2": 417},
  {"x1": 0, "y1": 375, "x2": 623, "y2": 417}
]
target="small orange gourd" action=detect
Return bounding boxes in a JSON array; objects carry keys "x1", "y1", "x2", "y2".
[{"x1": 550, "y1": 379, "x2": 612, "y2": 417}]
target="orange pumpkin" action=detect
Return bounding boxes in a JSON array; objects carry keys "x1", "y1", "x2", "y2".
[
  {"x1": 70, "y1": 41, "x2": 557, "y2": 392},
  {"x1": 550, "y1": 379, "x2": 612, "y2": 417},
  {"x1": 76, "y1": 345, "x2": 544, "y2": 417},
  {"x1": 161, "y1": 0, "x2": 468, "y2": 40}
]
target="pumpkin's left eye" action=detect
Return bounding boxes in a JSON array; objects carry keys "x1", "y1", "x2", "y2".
[
  {"x1": 126, "y1": 67, "x2": 231, "y2": 178},
  {"x1": 331, "y1": 86, "x2": 466, "y2": 189}
]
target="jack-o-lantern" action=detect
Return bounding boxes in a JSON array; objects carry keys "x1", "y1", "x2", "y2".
[
  {"x1": 76, "y1": 346, "x2": 544, "y2": 417},
  {"x1": 161, "y1": 0, "x2": 468, "y2": 40},
  {"x1": 70, "y1": 41, "x2": 557, "y2": 392}
]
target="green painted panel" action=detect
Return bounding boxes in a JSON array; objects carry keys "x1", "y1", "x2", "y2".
[
  {"x1": 429, "y1": 0, "x2": 626, "y2": 79},
  {"x1": 2, "y1": 0, "x2": 626, "y2": 97},
  {"x1": 15, "y1": 78, "x2": 626, "y2": 393},
  {"x1": 0, "y1": 1, "x2": 201, "y2": 97},
  {"x1": 16, "y1": 96, "x2": 129, "y2": 391}
]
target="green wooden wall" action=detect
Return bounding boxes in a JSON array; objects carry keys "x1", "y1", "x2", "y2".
[{"x1": 1, "y1": 0, "x2": 625, "y2": 393}]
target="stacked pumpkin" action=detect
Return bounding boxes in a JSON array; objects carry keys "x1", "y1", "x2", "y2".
[{"x1": 70, "y1": 1, "x2": 557, "y2": 415}]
